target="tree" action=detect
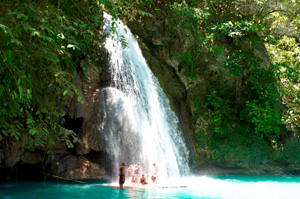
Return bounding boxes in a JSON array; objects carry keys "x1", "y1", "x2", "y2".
[{"x1": 0, "y1": 0, "x2": 128, "y2": 149}]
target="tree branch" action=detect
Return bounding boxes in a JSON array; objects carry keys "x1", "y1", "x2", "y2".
[
  {"x1": 263, "y1": 9, "x2": 296, "y2": 19},
  {"x1": 71, "y1": 0, "x2": 89, "y2": 22}
]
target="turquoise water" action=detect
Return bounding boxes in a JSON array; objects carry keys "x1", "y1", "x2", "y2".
[{"x1": 1, "y1": 175, "x2": 300, "y2": 199}]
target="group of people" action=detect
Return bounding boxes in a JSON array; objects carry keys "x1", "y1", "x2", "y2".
[
  {"x1": 130, "y1": 174, "x2": 157, "y2": 185},
  {"x1": 118, "y1": 163, "x2": 158, "y2": 188}
]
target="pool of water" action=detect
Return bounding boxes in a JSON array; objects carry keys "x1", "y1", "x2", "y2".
[{"x1": 1, "y1": 175, "x2": 300, "y2": 199}]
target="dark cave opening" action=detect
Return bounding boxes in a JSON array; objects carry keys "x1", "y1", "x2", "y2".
[
  {"x1": 63, "y1": 116, "x2": 83, "y2": 135},
  {"x1": 0, "y1": 162, "x2": 45, "y2": 182}
]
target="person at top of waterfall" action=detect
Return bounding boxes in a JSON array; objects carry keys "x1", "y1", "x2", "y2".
[
  {"x1": 127, "y1": 165, "x2": 133, "y2": 177},
  {"x1": 119, "y1": 163, "x2": 126, "y2": 188},
  {"x1": 140, "y1": 174, "x2": 148, "y2": 185},
  {"x1": 152, "y1": 163, "x2": 158, "y2": 178},
  {"x1": 134, "y1": 163, "x2": 141, "y2": 178}
]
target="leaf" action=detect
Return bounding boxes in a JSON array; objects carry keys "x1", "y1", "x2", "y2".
[
  {"x1": 31, "y1": 31, "x2": 40, "y2": 37},
  {"x1": 11, "y1": 39, "x2": 23, "y2": 46},
  {"x1": 17, "y1": 13, "x2": 28, "y2": 21},
  {"x1": 2, "y1": 130, "x2": 8, "y2": 136},
  {"x1": 63, "y1": 90, "x2": 68, "y2": 96},
  {"x1": 213, "y1": 45, "x2": 223, "y2": 56},
  {"x1": 41, "y1": 108, "x2": 48, "y2": 113},
  {"x1": 58, "y1": 33, "x2": 65, "y2": 39},
  {"x1": 8, "y1": 50, "x2": 12, "y2": 66},
  {"x1": 46, "y1": 150, "x2": 52, "y2": 155},
  {"x1": 15, "y1": 134, "x2": 19, "y2": 141},
  {"x1": 67, "y1": 44, "x2": 80, "y2": 50},
  {"x1": 29, "y1": 129, "x2": 39, "y2": 135},
  {"x1": 66, "y1": 139, "x2": 74, "y2": 148},
  {"x1": 18, "y1": 86, "x2": 23, "y2": 98}
]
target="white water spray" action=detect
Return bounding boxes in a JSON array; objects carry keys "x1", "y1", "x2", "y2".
[{"x1": 101, "y1": 12, "x2": 190, "y2": 180}]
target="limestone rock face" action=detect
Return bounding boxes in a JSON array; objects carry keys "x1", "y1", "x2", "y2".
[
  {"x1": 0, "y1": 59, "x2": 110, "y2": 181},
  {"x1": 21, "y1": 151, "x2": 44, "y2": 165},
  {"x1": 49, "y1": 154, "x2": 106, "y2": 180},
  {"x1": 0, "y1": 141, "x2": 24, "y2": 167},
  {"x1": 56, "y1": 61, "x2": 110, "y2": 179},
  {"x1": 67, "y1": 61, "x2": 109, "y2": 155}
]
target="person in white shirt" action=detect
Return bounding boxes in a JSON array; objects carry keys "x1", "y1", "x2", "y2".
[{"x1": 152, "y1": 163, "x2": 158, "y2": 178}]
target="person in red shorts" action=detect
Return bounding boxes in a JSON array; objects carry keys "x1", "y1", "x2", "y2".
[
  {"x1": 119, "y1": 163, "x2": 126, "y2": 188},
  {"x1": 131, "y1": 176, "x2": 137, "y2": 184}
]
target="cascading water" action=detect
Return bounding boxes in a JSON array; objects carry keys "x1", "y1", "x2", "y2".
[{"x1": 101, "y1": 12, "x2": 190, "y2": 181}]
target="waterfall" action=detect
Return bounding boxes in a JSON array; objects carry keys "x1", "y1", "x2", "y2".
[{"x1": 101, "y1": 12, "x2": 190, "y2": 180}]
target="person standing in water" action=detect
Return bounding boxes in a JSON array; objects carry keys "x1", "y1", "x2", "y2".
[
  {"x1": 134, "y1": 163, "x2": 141, "y2": 179},
  {"x1": 151, "y1": 175, "x2": 157, "y2": 183},
  {"x1": 127, "y1": 165, "x2": 133, "y2": 177},
  {"x1": 119, "y1": 163, "x2": 126, "y2": 188},
  {"x1": 152, "y1": 163, "x2": 158, "y2": 179}
]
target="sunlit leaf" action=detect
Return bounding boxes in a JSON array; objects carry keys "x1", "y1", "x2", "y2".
[{"x1": 63, "y1": 90, "x2": 68, "y2": 96}]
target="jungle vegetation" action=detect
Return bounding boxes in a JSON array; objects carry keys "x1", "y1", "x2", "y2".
[{"x1": 1, "y1": 0, "x2": 300, "y2": 164}]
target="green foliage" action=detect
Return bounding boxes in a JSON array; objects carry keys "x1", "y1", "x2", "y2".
[
  {"x1": 171, "y1": 1, "x2": 207, "y2": 35},
  {"x1": 169, "y1": 0, "x2": 289, "y2": 144},
  {"x1": 153, "y1": 0, "x2": 300, "y2": 164},
  {"x1": 224, "y1": 47, "x2": 281, "y2": 141},
  {"x1": 177, "y1": 52, "x2": 196, "y2": 79},
  {"x1": 104, "y1": 0, "x2": 153, "y2": 19},
  {"x1": 170, "y1": 2, "x2": 214, "y2": 80},
  {"x1": 170, "y1": 0, "x2": 267, "y2": 81},
  {"x1": 213, "y1": 20, "x2": 264, "y2": 42},
  {"x1": 266, "y1": 36, "x2": 300, "y2": 130},
  {"x1": 0, "y1": 0, "x2": 106, "y2": 149},
  {"x1": 278, "y1": 135, "x2": 300, "y2": 164},
  {"x1": 224, "y1": 48, "x2": 279, "y2": 98},
  {"x1": 206, "y1": 90, "x2": 236, "y2": 134},
  {"x1": 241, "y1": 101, "x2": 281, "y2": 140},
  {"x1": 0, "y1": 0, "x2": 153, "y2": 152},
  {"x1": 212, "y1": 45, "x2": 224, "y2": 56}
]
